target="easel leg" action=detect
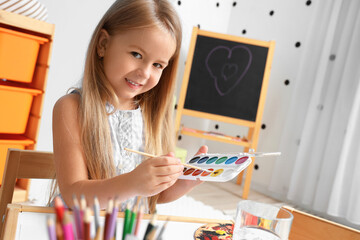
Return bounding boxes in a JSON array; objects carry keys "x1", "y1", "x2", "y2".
[
  {"x1": 242, "y1": 158, "x2": 255, "y2": 199},
  {"x1": 236, "y1": 171, "x2": 244, "y2": 185},
  {"x1": 236, "y1": 140, "x2": 251, "y2": 186}
]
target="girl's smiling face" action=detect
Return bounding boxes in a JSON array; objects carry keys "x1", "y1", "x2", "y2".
[{"x1": 98, "y1": 27, "x2": 176, "y2": 110}]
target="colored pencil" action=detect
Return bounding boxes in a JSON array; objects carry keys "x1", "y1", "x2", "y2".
[
  {"x1": 47, "y1": 216, "x2": 57, "y2": 240},
  {"x1": 156, "y1": 217, "x2": 169, "y2": 240},
  {"x1": 54, "y1": 196, "x2": 65, "y2": 240},
  {"x1": 84, "y1": 207, "x2": 92, "y2": 240},
  {"x1": 55, "y1": 219, "x2": 64, "y2": 240},
  {"x1": 93, "y1": 196, "x2": 101, "y2": 233},
  {"x1": 80, "y1": 194, "x2": 87, "y2": 239},
  {"x1": 129, "y1": 197, "x2": 140, "y2": 235},
  {"x1": 134, "y1": 203, "x2": 144, "y2": 236},
  {"x1": 144, "y1": 226, "x2": 157, "y2": 240},
  {"x1": 62, "y1": 210, "x2": 74, "y2": 240},
  {"x1": 104, "y1": 199, "x2": 114, "y2": 240},
  {"x1": 122, "y1": 202, "x2": 131, "y2": 240},
  {"x1": 127, "y1": 207, "x2": 137, "y2": 236},
  {"x1": 107, "y1": 198, "x2": 120, "y2": 240},
  {"x1": 95, "y1": 226, "x2": 103, "y2": 240},
  {"x1": 54, "y1": 196, "x2": 65, "y2": 223},
  {"x1": 123, "y1": 148, "x2": 209, "y2": 172},
  {"x1": 80, "y1": 194, "x2": 87, "y2": 218},
  {"x1": 143, "y1": 212, "x2": 157, "y2": 240},
  {"x1": 72, "y1": 195, "x2": 84, "y2": 239}
]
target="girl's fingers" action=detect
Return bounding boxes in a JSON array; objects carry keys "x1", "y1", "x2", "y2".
[
  {"x1": 165, "y1": 152, "x2": 175, "y2": 157},
  {"x1": 149, "y1": 156, "x2": 182, "y2": 166},
  {"x1": 150, "y1": 164, "x2": 183, "y2": 176},
  {"x1": 194, "y1": 145, "x2": 208, "y2": 156},
  {"x1": 142, "y1": 174, "x2": 179, "y2": 196},
  {"x1": 148, "y1": 172, "x2": 182, "y2": 186}
]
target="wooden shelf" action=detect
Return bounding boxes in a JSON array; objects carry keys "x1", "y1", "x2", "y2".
[{"x1": 0, "y1": 10, "x2": 54, "y2": 202}]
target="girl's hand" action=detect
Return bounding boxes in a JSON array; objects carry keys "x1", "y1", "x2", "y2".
[
  {"x1": 156, "y1": 145, "x2": 209, "y2": 203},
  {"x1": 129, "y1": 153, "x2": 184, "y2": 197}
]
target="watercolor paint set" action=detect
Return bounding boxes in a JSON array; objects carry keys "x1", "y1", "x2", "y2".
[
  {"x1": 178, "y1": 153, "x2": 252, "y2": 182},
  {"x1": 122, "y1": 148, "x2": 280, "y2": 183}
]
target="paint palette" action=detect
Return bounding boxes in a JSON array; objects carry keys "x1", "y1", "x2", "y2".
[{"x1": 178, "y1": 153, "x2": 252, "y2": 182}]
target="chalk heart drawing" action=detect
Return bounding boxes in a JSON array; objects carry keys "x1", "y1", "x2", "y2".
[
  {"x1": 205, "y1": 45, "x2": 253, "y2": 96},
  {"x1": 221, "y1": 63, "x2": 238, "y2": 81}
]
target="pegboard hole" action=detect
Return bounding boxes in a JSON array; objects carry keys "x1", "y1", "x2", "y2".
[
  {"x1": 233, "y1": 1, "x2": 237, "y2": 7},
  {"x1": 197, "y1": 24, "x2": 201, "y2": 29},
  {"x1": 216, "y1": 2, "x2": 219, "y2": 7},
  {"x1": 284, "y1": 79, "x2": 290, "y2": 86},
  {"x1": 215, "y1": 124, "x2": 219, "y2": 129},
  {"x1": 269, "y1": 10, "x2": 274, "y2": 16},
  {"x1": 254, "y1": 164, "x2": 259, "y2": 170},
  {"x1": 178, "y1": 135, "x2": 182, "y2": 141},
  {"x1": 174, "y1": 104, "x2": 178, "y2": 110},
  {"x1": 295, "y1": 42, "x2": 301, "y2": 48},
  {"x1": 177, "y1": 1, "x2": 181, "y2": 6},
  {"x1": 242, "y1": 29, "x2": 247, "y2": 34},
  {"x1": 306, "y1": 0, "x2": 312, "y2": 6},
  {"x1": 261, "y1": 124, "x2": 266, "y2": 129},
  {"x1": 329, "y1": 54, "x2": 336, "y2": 61}
]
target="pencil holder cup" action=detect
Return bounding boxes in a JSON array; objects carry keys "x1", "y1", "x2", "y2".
[{"x1": 233, "y1": 200, "x2": 293, "y2": 240}]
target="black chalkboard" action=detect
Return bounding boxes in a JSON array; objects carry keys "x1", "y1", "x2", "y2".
[{"x1": 183, "y1": 35, "x2": 269, "y2": 122}]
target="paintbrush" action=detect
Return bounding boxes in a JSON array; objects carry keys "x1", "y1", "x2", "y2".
[
  {"x1": 124, "y1": 148, "x2": 211, "y2": 172},
  {"x1": 243, "y1": 152, "x2": 281, "y2": 157}
]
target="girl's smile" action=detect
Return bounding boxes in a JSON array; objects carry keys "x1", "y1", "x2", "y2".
[
  {"x1": 125, "y1": 78, "x2": 143, "y2": 89},
  {"x1": 98, "y1": 27, "x2": 176, "y2": 110}
]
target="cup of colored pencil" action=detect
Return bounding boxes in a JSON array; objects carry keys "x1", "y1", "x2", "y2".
[{"x1": 50, "y1": 195, "x2": 166, "y2": 240}]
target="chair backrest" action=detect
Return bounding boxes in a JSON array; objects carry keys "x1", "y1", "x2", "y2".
[
  {"x1": 0, "y1": 148, "x2": 55, "y2": 236},
  {"x1": 284, "y1": 206, "x2": 360, "y2": 240}
]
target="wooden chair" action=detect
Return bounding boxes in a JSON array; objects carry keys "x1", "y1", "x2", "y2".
[
  {"x1": 284, "y1": 206, "x2": 360, "y2": 240},
  {"x1": 0, "y1": 148, "x2": 55, "y2": 237}
]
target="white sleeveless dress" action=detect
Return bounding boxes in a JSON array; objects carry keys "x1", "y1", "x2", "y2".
[
  {"x1": 106, "y1": 103, "x2": 149, "y2": 211},
  {"x1": 106, "y1": 103, "x2": 144, "y2": 175}
]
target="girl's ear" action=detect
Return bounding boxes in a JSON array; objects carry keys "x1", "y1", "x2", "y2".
[{"x1": 97, "y1": 29, "x2": 110, "y2": 58}]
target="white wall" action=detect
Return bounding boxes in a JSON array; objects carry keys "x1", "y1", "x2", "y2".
[
  {"x1": 29, "y1": 0, "x2": 115, "y2": 202},
  {"x1": 31, "y1": 0, "x2": 321, "y2": 200},
  {"x1": 35, "y1": 0, "x2": 114, "y2": 153},
  {"x1": 227, "y1": 0, "x2": 319, "y2": 190}
]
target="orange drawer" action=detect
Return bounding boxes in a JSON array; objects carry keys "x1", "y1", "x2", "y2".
[
  {"x1": 0, "y1": 85, "x2": 42, "y2": 134},
  {"x1": 0, "y1": 137, "x2": 34, "y2": 185},
  {"x1": 0, "y1": 27, "x2": 48, "y2": 83}
]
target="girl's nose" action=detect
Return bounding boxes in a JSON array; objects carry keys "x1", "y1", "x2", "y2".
[{"x1": 136, "y1": 64, "x2": 151, "y2": 79}]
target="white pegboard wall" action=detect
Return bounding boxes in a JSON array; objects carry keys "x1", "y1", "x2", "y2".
[
  {"x1": 172, "y1": 0, "x2": 319, "y2": 189},
  {"x1": 172, "y1": 0, "x2": 234, "y2": 160}
]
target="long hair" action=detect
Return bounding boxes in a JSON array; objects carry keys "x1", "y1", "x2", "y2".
[{"x1": 78, "y1": 0, "x2": 182, "y2": 212}]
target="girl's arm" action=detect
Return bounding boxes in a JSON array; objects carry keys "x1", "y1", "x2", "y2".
[
  {"x1": 53, "y1": 94, "x2": 183, "y2": 209},
  {"x1": 156, "y1": 145, "x2": 208, "y2": 204}
]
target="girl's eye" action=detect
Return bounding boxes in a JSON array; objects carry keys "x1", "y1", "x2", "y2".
[
  {"x1": 153, "y1": 63, "x2": 163, "y2": 69},
  {"x1": 131, "y1": 52, "x2": 142, "y2": 59}
]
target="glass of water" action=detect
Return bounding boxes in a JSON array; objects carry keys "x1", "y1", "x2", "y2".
[{"x1": 232, "y1": 200, "x2": 293, "y2": 240}]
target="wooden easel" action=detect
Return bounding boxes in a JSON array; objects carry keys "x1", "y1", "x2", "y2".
[{"x1": 175, "y1": 27, "x2": 275, "y2": 199}]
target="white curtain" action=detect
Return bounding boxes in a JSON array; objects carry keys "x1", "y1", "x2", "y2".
[{"x1": 269, "y1": 0, "x2": 360, "y2": 225}]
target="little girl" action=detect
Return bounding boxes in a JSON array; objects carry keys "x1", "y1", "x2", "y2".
[{"x1": 52, "y1": 0, "x2": 207, "y2": 212}]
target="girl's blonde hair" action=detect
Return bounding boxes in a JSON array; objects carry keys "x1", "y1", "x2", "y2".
[{"x1": 77, "y1": 0, "x2": 181, "y2": 212}]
